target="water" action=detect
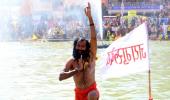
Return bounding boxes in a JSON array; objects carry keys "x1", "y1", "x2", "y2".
[{"x1": 0, "y1": 41, "x2": 170, "y2": 100}]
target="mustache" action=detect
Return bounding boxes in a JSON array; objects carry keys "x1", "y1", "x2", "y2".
[
  {"x1": 78, "y1": 49, "x2": 85, "y2": 52},
  {"x1": 73, "y1": 49, "x2": 90, "y2": 60}
]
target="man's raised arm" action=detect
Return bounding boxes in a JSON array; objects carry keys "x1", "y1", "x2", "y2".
[{"x1": 85, "y1": 3, "x2": 97, "y2": 59}]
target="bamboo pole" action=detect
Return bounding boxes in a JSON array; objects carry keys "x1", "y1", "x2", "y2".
[
  {"x1": 148, "y1": 69, "x2": 153, "y2": 100},
  {"x1": 146, "y1": 22, "x2": 153, "y2": 100}
]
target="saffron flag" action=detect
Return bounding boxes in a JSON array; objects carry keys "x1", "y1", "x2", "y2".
[{"x1": 100, "y1": 23, "x2": 149, "y2": 79}]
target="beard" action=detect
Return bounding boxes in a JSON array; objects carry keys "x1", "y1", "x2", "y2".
[{"x1": 73, "y1": 49, "x2": 90, "y2": 60}]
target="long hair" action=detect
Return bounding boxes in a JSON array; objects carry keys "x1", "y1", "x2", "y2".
[{"x1": 72, "y1": 38, "x2": 90, "y2": 60}]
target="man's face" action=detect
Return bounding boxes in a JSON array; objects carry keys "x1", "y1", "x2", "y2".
[
  {"x1": 73, "y1": 39, "x2": 90, "y2": 60},
  {"x1": 75, "y1": 40, "x2": 86, "y2": 55}
]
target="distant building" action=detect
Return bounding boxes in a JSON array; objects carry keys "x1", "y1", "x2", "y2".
[{"x1": 102, "y1": 0, "x2": 169, "y2": 17}]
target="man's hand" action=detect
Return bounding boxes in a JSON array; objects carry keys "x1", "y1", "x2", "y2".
[
  {"x1": 76, "y1": 56, "x2": 84, "y2": 72},
  {"x1": 84, "y1": 2, "x2": 92, "y2": 18}
]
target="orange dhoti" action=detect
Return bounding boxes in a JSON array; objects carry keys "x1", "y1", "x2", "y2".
[{"x1": 74, "y1": 82, "x2": 99, "y2": 100}]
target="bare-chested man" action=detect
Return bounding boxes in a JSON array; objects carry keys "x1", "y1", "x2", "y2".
[{"x1": 59, "y1": 3, "x2": 99, "y2": 100}]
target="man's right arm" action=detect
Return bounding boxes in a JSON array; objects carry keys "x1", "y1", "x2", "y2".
[
  {"x1": 59, "y1": 68, "x2": 78, "y2": 81},
  {"x1": 59, "y1": 59, "x2": 83, "y2": 81},
  {"x1": 59, "y1": 59, "x2": 76, "y2": 81}
]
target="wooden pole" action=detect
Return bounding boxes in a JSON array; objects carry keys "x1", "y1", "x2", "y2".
[
  {"x1": 147, "y1": 21, "x2": 153, "y2": 100},
  {"x1": 148, "y1": 69, "x2": 153, "y2": 100}
]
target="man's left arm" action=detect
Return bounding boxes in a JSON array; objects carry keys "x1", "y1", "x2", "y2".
[{"x1": 85, "y1": 3, "x2": 97, "y2": 60}]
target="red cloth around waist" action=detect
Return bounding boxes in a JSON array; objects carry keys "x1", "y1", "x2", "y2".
[{"x1": 74, "y1": 82, "x2": 99, "y2": 100}]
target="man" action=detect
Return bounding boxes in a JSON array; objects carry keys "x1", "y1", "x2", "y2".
[{"x1": 59, "y1": 3, "x2": 99, "y2": 100}]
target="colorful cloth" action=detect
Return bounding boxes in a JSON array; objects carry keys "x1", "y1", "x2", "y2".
[{"x1": 74, "y1": 82, "x2": 99, "y2": 100}]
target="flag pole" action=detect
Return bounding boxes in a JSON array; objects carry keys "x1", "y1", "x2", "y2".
[
  {"x1": 148, "y1": 69, "x2": 153, "y2": 100},
  {"x1": 146, "y1": 22, "x2": 153, "y2": 100}
]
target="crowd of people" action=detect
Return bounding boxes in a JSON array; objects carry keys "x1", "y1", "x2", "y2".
[
  {"x1": 103, "y1": 16, "x2": 170, "y2": 41},
  {"x1": 102, "y1": 0, "x2": 170, "y2": 41},
  {"x1": 0, "y1": 16, "x2": 92, "y2": 41},
  {"x1": 1, "y1": 0, "x2": 170, "y2": 41}
]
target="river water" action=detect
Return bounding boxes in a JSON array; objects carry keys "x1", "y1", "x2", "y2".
[{"x1": 0, "y1": 41, "x2": 169, "y2": 100}]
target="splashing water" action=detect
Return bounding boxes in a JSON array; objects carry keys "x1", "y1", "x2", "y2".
[
  {"x1": 82, "y1": 0, "x2": 103, "y2": 39},
  {"x1": 0, "y1": 0, "x2": 103, "y2": 41},
  {"x1": 62, "y1": 0, "x2": 103, "y2": 39}
]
